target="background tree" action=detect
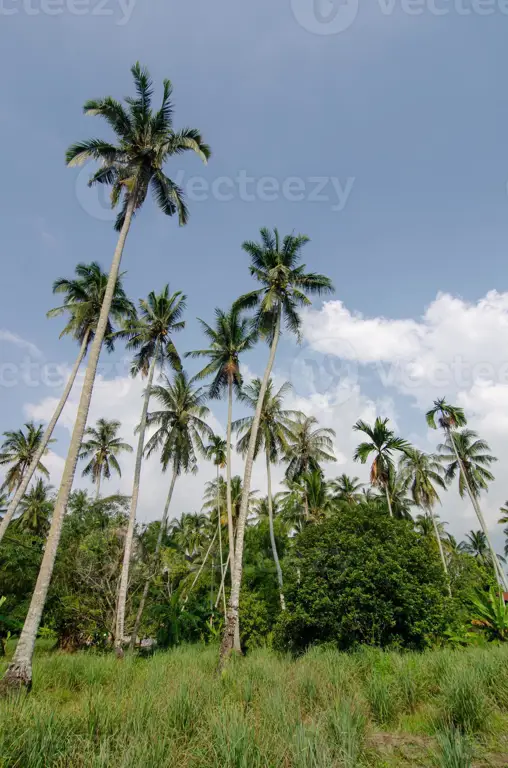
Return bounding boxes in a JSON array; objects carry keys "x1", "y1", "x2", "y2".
[
  {"x1": 14, "y1": 480, "x2": 54, "y2": 539},
  {"x1": 0, "y1": 422, "x2": 51, "y2": 496},
  {"x1": 284, "y1": 415, "x2": 336, "y2": 481},
  {"x1": 353, "y1": 417, "x2": 409, "y2": 518},
  {"x1": 0, "y1": 264, "x2": 134, "y2": 545},
  {"x1": 205, "y1": 435, "x2": 228, "y2": 615},
  {"x1": 459, "y1": 530, "x2": 506, "y2": 571},
  {"x1": 115, "y1": 286, "x2": 186, "y2": 657},
  {"x1": 220, "y1": 227, "x2": 333, "y2": 664},
  {"x1": 79, "y1": 418, "x2": 133, "y2": 500},
  {"x1": 331, "y1": 474, "x2": 365, "y2": 505}
]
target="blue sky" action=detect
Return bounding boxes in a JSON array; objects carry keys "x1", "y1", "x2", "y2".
[{"x1": 1, "y1": 0, "x2": 508, "y2": 551}]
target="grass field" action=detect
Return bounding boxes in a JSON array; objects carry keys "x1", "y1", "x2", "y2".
[{"x1": 1, "y1": 642, "x2": 508, "y2": 767}]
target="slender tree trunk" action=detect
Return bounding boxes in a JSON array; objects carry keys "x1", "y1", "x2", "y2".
[
  {"x1": 0, "y1": 196, "x2": 136, "y2": 693},
  {"x1": 115, "y1": 345, "x2": 159, "y2": 658},
  {"x1": 95, "y1": 474, "x2": 102, "y2": 501},
  {"x1": 226, "y1": 377, "x2": 241, "y2": 651},
  {"x1": 428, "y1": 505, "x2": 452, "y2": 597},
  {"x1": 183, "y1": 528, "x2": 218, "y2": 604},
  {"x1": 219, "y1": 311, "x2": 281, "y2": 668},
  {"x1": 217, "y1": 465, "x2": 227, "y2": 615},
  {"x1": 129, "y1": 468, "x2": 178, "y2": 652},
  {"x1": 0, "y1": 331, "x2": 89, "y2": 545},
  {"x1": 446, "y1": 427, "x2": 508, "y2": 591},
  {"x1": 266, "y1": 451, "x2": 285, "y2": 610},
  {"x1": 384, "y1": 484, "x2": 393, "y2": 518},
  {"x1": 215, "y1": 551, "x2": 231, "y2": 609}
]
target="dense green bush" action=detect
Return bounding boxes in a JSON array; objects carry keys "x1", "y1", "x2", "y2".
[{"x1": 274, "y1": 505, "x2": 450, "y2": 653}]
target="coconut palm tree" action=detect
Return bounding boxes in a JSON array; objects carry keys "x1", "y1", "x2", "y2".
[
  {"x1": 353, "y1": 417, "x2": 409, "y2": 518},
  {"x1": 15, "y1": 480, "x2": 54, "y2": 539},
  {"x1": 219, "y1": 227, "x2": 333, "y2": 665},
  {"x1": 284, "y1": 415, "x2": 336, "y2": 482},
  {"x1": 383, "y1": 468, "x2": 414, "y2": 520},
  {"x1": 0, "y1": 423, "x2": 51, "y2": 496},
  {"x1": 1, "y1": 65, "x2": 210, "y2": 692},
  {"x1": 186, "y1": 307, "x2": 257, "y2": 596},
  {"x1": 427, "y1": 398, "x2": 507, "y2": 591},
  {"x1": 234, "y1": 379, "x2": 302, "y2": 610},
  {"x1": 300, "y1": 471, "x2": 335, "y2": 522},
  {"x1": 459, "y1": 530, "x2": 506, "y2": 570},
  {"x1": 331, "y1": 474, "x2": 365, "y2": 505},
  {"x1": 128, "y1": 372, "x2": 212, "y2": 651},
  {"x1": 79, "y1": 419, "x2": 133, "y2": 500},
  {"x1": 399, "y1": 448, "x2": 451, "y2": 595},
  {"x1": 114, "y1": 286, "x2": 186, "y2": 657},
  {"x1": 0, "y1": 264, "x2": 134, "y2": 546},
  {"x1": 204, "y1": 435, "x2": 227, "y2": 614}
]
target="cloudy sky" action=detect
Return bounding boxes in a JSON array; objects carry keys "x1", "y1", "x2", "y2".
[{"x1": 1, "y1": 0, "x2": 508, "y2": 553}]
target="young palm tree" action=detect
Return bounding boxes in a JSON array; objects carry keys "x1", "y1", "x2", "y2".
[
  {"x1": 204, "y1": 435, "x2": 228, "y2": 615},
  {"x1": 79, "y1": 419, "x2": 133, "y2": 500},
  {"x1": 219, "y1": 227, "x2": 333, "y2": 665},
  {"x1": 284, "y1": 415, "x2": 336, "y2": 482},
  {"x1": 353, "y1": 417, "x2": 409, "y2": 518},
  {"x1": 186, "y1": 307, "x2": 257, "y2": 590},
  {"x1": 15, "y1": 480, "x2": 54, "y2": 539},
  {"x1": 0, "y1": 422, "x2": 51, "y2": 496},
  {"x1": 427, "y1": 398, "x2": 507, "y2": 591},
  {"x1": 300, "y1": 471, "x2": 335, "y2": 522},
  {"x1": 383, "y1": 468, "x2": 414, "y2": 520},
  {"x1": 127, "y1": 372, "x2": 212, "y2": 651},
  {"x1": 114, "y1": 286, "x2": 186, "y2": 657},
  {"x1": 0, "y1": 264, "x2": 134, "y2": 546},
  {"x1": 399, "y1": 448, "x2": 451, "y2": 595},
  {"x1": 234, "y1": 379, "x2": 302, "y2": 610},
  {"x1": 1, "y1": 65, "x2": 210, "y2": 692},
  {"x1": 459, "y1": 530, "x2": 506, "y2": 570},
  {"x1": 330, "y1": 474, "x2": 365, "y2": 505}
]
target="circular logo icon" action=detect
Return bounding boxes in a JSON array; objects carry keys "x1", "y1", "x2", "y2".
[
  {"x1": 289, "y1": 340, "x2": 359, "y2": 404},
  {"x1": 75, "y1": 162, "x2": 116, "y2": 222},
  {"x1": 291, "y1": 0, "x2": 359, "y2": 35}
]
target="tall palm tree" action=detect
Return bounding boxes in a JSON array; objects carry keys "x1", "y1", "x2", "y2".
[
  {"x1": 0, "y1": 264, "x2": 134, "y2": 546},
  {"x1": 186, "y1": 307, "x2": 257, "y2": 596},
  {"x1": 79, "y1": 419, "x2": 133, "y2": 500},
  {"x1": 383, "y1": 468, "x2": 414, "y2": 520},
  {"x1": 204, "y1": 435, "x2": 227, "y2": 614},
  {"x1": 331, "y1": 474, "x2": 365, "y2": 505},
  {"x1": 399, "y1": 448, "x2": 451, "y2": 595},
  {"x1": 1, "y1": 65, "x2": 210, "y2": 692},
  {"x1": 114, "y1": 286, "x2": 186, "y2": 657},
  {"x1": 219, "y1": 227, "x2": 333, "y2": 665},
  {"x1": 15, "y1": 480, "x2": 54, "y2": 539},
  {"x1": 353, "y1": 417, "x2": 409, "y2": 518},
  {"x1": 234, "y1": 379, "x2": 302, "y2": 610},
  {"x1": 0, "y1": 422, "x2": 51, "y2": 496},
  {"x1": 127, "y1": 372, "x2": 212, "y2": 651},
  {"x1": 284, "y1": 415, "x2": 336, "y2": 481},
  {"x1": 427, "y1": 398, "x2": 507, "y2": 591}
]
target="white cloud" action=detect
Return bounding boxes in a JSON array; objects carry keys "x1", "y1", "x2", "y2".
[{"x1": 0, "y1": 330, "x2": 43, "y2": 360}]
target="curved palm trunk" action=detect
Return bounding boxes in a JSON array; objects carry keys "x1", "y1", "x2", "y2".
[
  {"x1": 0, "y1": 330, "x2": 89, "y2": 545},
  {"x1": 428, "y1": 505, "x2": 452, "y2": 598},
  {"x1": 447, "y1": 427, "x2": 508, "y2": 591},
  {"x1": 115, "y1": 345, "x2": 159, "y2": 657},
  {"x1": 384, "y1": 484, "x2": 393, "y2": 518},
  {"x1": 129, "y1": 467, "x2": 177, "y2": 652},
  {"x1": 219, "y1": 311, "x2": 281, "y2": 668},
  {"x1": 217, "y1": 465, "x2": 227, "y2": 615},
  {"x1": 226, "y1": 377, "x2": 241, "y2": 651},
  {"x1": 266, "y1": 451, "x2": 285, "y2": 610},
  {"x1": 0, "y1": 197, "x2": 136, "y2": 693},
  {"x1": 183, "y1": 527, "x2": 218, "y2": 605}
]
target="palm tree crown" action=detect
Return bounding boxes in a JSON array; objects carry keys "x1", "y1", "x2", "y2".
[
  {"x1": 331, "y1": 474, "x2": 365, "y2": 504},
  {"x1": 426, "y1": 398, "x2": 467, "y2": 432},
  {"x1": 66, "y1": 62, "x2": 211, "y2": 231},
  {"x1": 0, "y1": 422, "x2": 51, "y2": 494},
  {"x1": 399, "y1": 448, "x2": 446, "y2": 510},
  {"x1": 47, "y1": 262, "x2": 135, "y2": 352},
  {"x1": 15, "y1": 480, "x2": 54, "y2": 538},
  {"x1": 284, "y1": 415, "x2": 336, "y2": 481},
  {"x1": 79, "y1": 419, "x2": 133, "y2": 489},
  {"x1": 438, "y1": 428, "x2": 497, "y2": 498},
  {"x1": 353, "y1": 417, "x2": 409, "y2": 488}
]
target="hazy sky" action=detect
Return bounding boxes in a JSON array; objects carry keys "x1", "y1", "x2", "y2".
[{"x1": 1, "y1": 0, "x2": 508, "y2": 552}]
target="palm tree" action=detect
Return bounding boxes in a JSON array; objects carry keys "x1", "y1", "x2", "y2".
[
  {"x1": 1, "y1": 65, "x2": 210, "y2": 692},
  {"x1": 284, "y1": 415, "x2": 336, "y2": 481},
  {"x1": 427, "y1": 398, "x2": 507, "y2": 591},
  {"x1": 114, "y1": 286, "x2": 186, "y2": 657},
  {"x1": 205, "y1": 435, "x2": 228, "y2": 614},
  {"x1": 399, "y1": 448, "x2": 451, "y2": 595},
  {"x1": 234, "y1": 379, "x2": 302, "y2": 610},
  {"x1": 127, "y1": 372, "x2": 212, "y2": 651},
  {"x1": 331, "y1": 474, "x2": 365, "y2": 505},
  {"x1": 383, "y1": 468, "x2": 414, "y2": 520},
  {"x1": 15, "y1": 480, "x2": 54, "y2": 538},
  {"x1": 300, "y1": 471, "x2": 335, "y2": 522},
  {"x1": 353, "y1": 417, "x2": 409, "y2": 518},
  {"x1": 186, "y1": 307, "x2": 257, "y2": 595},
  {"x1": 79, "y1": 419, "x2": 133, "y2": 499},
  {"x1": 0, "y1": 264, "x2": 134, "y2": 546},
  {"x1": 219, "y1": 227, "x2": 333, "y2": 665},
  {"x1": 0, "y1": 422, "x2": 51, "y2": 496},
  {"x1": 459, "y1": 530, "x2": 506, "y2": 570}
]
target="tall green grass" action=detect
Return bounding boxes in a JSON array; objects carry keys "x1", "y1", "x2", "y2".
[{"x1": 1, "y1": 643, "x2": 507, "y2": 766}]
